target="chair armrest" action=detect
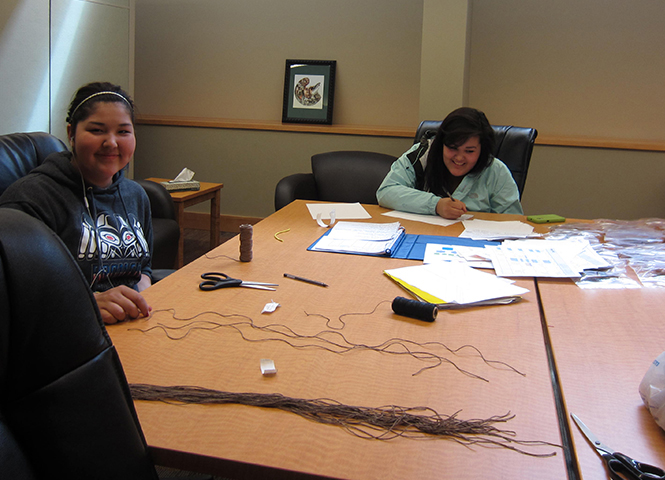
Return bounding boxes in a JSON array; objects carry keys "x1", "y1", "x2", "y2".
[
  {"x1": 274, "y1": 173, "x2": 318, "y2": 211},
  {"x1": 135, "y1": 179, "x2": 177, "y2": 221}
]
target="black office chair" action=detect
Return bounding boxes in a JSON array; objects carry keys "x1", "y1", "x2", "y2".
[
  {"x1": 0, "y1": 131, "x2": 67, "y2": 194},
  {"x1": 274, "y1": 150, "x2": 397, "y2": 210},
  {"x1": 0, "y1": 132, "x2": 180, "y2": 272},
  {"x1": 414, "y1": 121, "x2": 538, "y2": 197},
  {"x1": 135, "y1": 179, "x2": 180, "y2": 271},
  {"x1": 0, "y1": 208, "x2": 158, "y2": 480}
]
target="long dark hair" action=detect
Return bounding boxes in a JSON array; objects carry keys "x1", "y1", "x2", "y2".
[{"x1": 423, "y1": 107, "x2": 494, "y2": 197}]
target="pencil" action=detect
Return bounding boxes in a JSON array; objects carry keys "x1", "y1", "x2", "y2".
[
  {"x1": 442, "y1": 186, "x2": 455, "y2": 201},
  {"x1": 283, "y1": 273, "x2": 328, "y2": 287}
]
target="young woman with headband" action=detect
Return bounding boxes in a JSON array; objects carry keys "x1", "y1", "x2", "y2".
[
  {"x1": 376, "y1": 107, "x2": 523, "y2": 219},
  {"x1": 0, "y1": 82, "x2": 153, "y2": 324}
]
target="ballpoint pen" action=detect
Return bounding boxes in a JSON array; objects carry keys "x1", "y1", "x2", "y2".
[{"x1": 283, "y1": 273, "x2": 328, "y2": 287}]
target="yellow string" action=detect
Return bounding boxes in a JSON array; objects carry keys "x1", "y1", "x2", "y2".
[{"x1": 274, "y1": 228, "x2": 290, "y2": 242}]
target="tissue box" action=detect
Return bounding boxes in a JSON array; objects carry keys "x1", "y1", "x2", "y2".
[{"x1": 161, "y1": 180, "x2": 201, "y2": 192}]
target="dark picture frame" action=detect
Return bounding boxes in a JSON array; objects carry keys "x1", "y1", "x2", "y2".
[{"x1": 282, "y1": 59, "x2": 336, "y2": 124}]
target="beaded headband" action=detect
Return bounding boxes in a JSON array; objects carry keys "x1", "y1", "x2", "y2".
[{"x1": 68, "y1": 91, "x2": 133, "y2": 123}]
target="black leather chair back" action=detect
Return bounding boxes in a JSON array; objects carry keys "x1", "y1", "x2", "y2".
[
  {"x1": 0, "y1": 209, "x2": 158, "y2": 480},
  {"x1": 414, "y1": 121, "x2": 538, "y2": 197},
  {"x1": 312, "y1": 151, "x2": 397, "y2": 205},
  {"x1": 0, "y1": 132, "x2": 67, "y2": 196},
  {"x1": 274, "y1": 150, "x2": 397, "y2": 211}
]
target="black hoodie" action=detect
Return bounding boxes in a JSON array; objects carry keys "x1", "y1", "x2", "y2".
[{"x1": 0, "y1": 150, "x2": 153, "y2": 291}]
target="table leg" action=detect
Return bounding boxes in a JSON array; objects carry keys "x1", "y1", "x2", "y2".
[
  {"x1": 210, "y1": 190, "x2": 220, "y2": 249},
  {"x1": 176, "y1": 203, "x2": 185, "y2": 268}
]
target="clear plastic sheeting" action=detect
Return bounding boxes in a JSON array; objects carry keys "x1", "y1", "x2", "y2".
[{"x1": 546, "y1": 219, "x2": 665, "y2": 289}]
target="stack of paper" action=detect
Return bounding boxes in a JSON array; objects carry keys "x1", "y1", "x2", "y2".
[
  {"x1": 309, "y1": 221, "x2": 405, "y2": 255},
  {"x1": 485, "y1": 238, "x2": 611, "y2": 278},
  {"x1": 459, "y1": 219, "x2": 535, "y2": 240},
  {"x1": 384, "y1": 262, "x2": 528, "y2": 307}
]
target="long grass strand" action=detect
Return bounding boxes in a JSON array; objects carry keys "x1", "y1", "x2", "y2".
[{"x1": 131, "y1": 308, "x2": 525, "y2": 381}]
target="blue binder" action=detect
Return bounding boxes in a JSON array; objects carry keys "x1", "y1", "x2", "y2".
[{"x1": 307, "y1": 229, "x2": 498, "y2": 261}]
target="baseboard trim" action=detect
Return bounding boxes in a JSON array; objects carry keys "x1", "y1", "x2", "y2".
[{"x1": 183, "y1": 211, "x2": 262, "y2": 233}]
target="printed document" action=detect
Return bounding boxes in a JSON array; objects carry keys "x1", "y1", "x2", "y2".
[
  {"x1": 310, "y1": 221, "x2": 404, "y2": 255},
  {"x1": 422, "y1": 243, "x2": 494, "y2": 269},
  {"x1": 485, "y1": 238, "x2": 610, "y2": 278}
]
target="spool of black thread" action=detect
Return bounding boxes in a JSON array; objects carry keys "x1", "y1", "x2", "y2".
[{"x1": 391, "y1": 296, "x2": 437, "y2": 322}]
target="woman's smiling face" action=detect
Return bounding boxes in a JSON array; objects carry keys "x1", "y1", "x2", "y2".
[
  {"x1": 68, "y1": 101, "x2": 136, "y2": 188},
  {"x1": 442, "y1": 135, "x2": 481, "y2": 177}
]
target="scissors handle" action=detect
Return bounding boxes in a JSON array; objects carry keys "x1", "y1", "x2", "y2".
[
  {"x1": 199, "y1": 272, "x2": 242, "y2": 291},
  {"x1": 605, "y1": 452, "x2": 665, "y2": 480},
  {"x1": 199, "y1": 280, "x2": 242, "y2": 290}
]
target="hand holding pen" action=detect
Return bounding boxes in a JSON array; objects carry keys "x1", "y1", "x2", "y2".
[{"x1": 436, "y1": 190, "x2": 467, "y2": 220}]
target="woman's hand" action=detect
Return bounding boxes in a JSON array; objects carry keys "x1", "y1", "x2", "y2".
[
  {"x1": 436, "y1": 197, "x2": 468, "y2": 220},
  {"x1": 94, "y1": 286, "x2": 152, "y2": 324}
]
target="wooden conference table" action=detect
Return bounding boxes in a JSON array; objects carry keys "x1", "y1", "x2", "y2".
[
  {"x1": 538, "y1": 279, "x2": 665, "y2": 478},
  {"x1": 108, "y1": 201, "x2": 665, "y2": 479}
]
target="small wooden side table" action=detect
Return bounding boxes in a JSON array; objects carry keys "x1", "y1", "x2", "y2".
[{"x1": 146, "y1": 178, "x2": 224, "y2": 268}]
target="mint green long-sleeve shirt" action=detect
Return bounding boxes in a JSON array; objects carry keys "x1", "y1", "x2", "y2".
[{"x1": 376, "y1": 143, "x2": 523, "y2": 215}]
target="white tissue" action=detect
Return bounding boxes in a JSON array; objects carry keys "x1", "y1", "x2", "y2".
[
  {"x1": 316, "y1": 210, "x2": 337, "y2": 228},
  {"x1": 172, "y1": 167, "x2": 195, "y2": 182},
  {"x1": 639, "y1": 351, "x2": 665, "y2": 430}
]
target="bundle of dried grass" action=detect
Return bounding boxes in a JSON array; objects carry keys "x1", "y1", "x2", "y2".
[{"x1": 129, "y1": 384, "x2": 558, "y2": 457}]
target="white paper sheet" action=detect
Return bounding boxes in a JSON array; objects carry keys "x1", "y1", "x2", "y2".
[
  {"x1": 502, "y1": 238, "x2": 611, "y2": 272},
  {"x1": 327, "y1": 221, "x2": 401, "y2": 241},
  {"x1": 487, "y1": 244, "x2": 578, "y2": 278},
  {"x1": 459, "y1": 219, "x2": 535, "y2": 240},
  {"x1": 384, "y1": 262, "x2": 529, "y2": 305},
  {"x1": 306, "y1": 203, "x2": 371, "y2": 220},
  {"x1": 381, "y1": 210, "x2": 472, "y2": 226}
]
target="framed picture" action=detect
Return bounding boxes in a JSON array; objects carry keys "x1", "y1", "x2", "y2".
[{"x1": 282, "y1": 59, "x2": 336, "y2": 124}]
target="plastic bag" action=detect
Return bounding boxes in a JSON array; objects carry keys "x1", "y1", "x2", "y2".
[{"x1": 639, "y1": 351, "x2": 665, "y2": 430}]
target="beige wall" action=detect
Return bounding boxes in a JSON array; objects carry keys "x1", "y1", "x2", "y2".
[
  {"x1": 0, "y1": 0, "x2": 50, "y2": 134},
  {"x1": 419, "y1": 0, "x2": 471, "y2": 119},
  {"x1": 133, "y1": 0, "x2": 664, "y2": 221},
  {"x1": 523, "y1": 146, "x2": 665, "y2": 220},
  {"x1": 50, "y1": 0, "x2": 133, "y2": 143},
  {"x1": 468, "y1": 0, "x2": 665, "y2": 142},
  {"x1": 135, "y1": 0, "x2": 424, "y2": 128},
  {"x1": 0, "y1": 0, "x2": 134, "y2": 141}
]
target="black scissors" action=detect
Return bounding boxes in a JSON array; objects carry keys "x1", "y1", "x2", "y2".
[
  {"x1": 572, "y1": 413, "x2": 665, "y2": 480},
  {"x1": 199, "y1": 272, "x2": 277, "y2": 291}
]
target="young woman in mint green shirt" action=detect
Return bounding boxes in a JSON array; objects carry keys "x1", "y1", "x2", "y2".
[{"x1": 377, "y1": 107, "x2": 523, "y2": 219}]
